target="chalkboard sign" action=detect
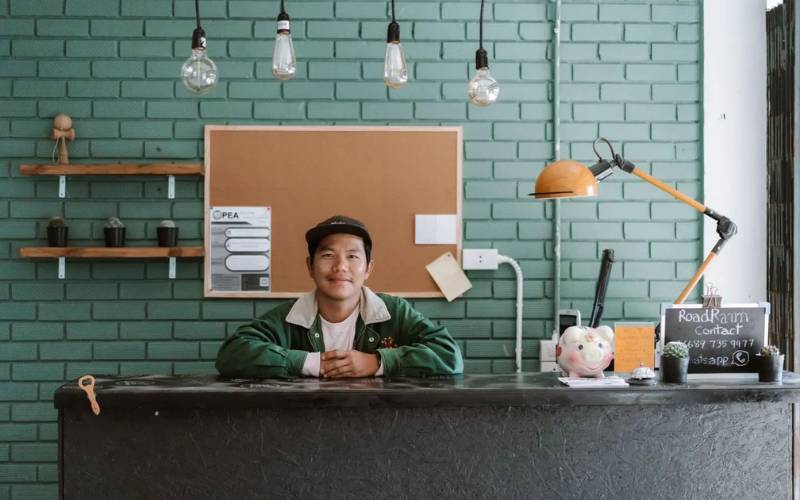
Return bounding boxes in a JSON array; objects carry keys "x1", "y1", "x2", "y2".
[{"x1": 661, "y1": 303, "x2": 770, "y2": 373}]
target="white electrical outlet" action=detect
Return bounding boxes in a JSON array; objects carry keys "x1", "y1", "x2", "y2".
[
  {"x1": 539, "y1": 340, "x2": 557, "y2": 362},
  {"x1": 462, "y1": 249, "x2": 499, "y2": 270},
  {"x1": 540, "y1": 361, "x2": 560, "y2": 373}
]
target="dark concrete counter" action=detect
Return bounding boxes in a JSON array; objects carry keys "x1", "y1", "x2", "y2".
[
  {"x1": 54, "y1": 371, "x2": 800, "y2": 410},
  {"x1": 55, "y1": 373, "x2": 799, "y2": 499}
]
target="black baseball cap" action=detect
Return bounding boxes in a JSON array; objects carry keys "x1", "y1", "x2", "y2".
[{"x1": 305, "y1": 215, "x2": 372, "y2": 259}]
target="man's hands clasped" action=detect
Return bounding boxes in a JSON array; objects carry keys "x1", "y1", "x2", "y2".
[{"x1": 320, "y1": 350, "x2": 379, "y2": 378}]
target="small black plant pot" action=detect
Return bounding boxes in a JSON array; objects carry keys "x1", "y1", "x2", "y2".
[
  {"x1": 156, "y1": 226, "x2": 179, "y2": 247},
  {"x1": 758, "y1": 354, "x2": 784, "y2": 383},
  {"x1": 661, "y1": 356, "x2": 689, "y2": 384},
  {"x1": 47, "y1": 226, "x2": 68, "y2": 247},
  {"x1": 104, "y1": 227, "x2": 126, "y2": 247}
]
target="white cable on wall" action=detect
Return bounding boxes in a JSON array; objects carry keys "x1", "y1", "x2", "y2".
[{"x1": 498, "y1": 255, "x2": 524, "y2": 373}]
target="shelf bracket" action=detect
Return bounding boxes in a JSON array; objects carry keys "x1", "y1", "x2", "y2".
[
  {"x1": 58, "y1": 257, "x2": 65, "y2": 279},
  {"x1": 59, "y1": 176, "x2": 66, "y2": 198},
  {"x1": 168, "y1": 257, "x2": 176, "y2": 279},
  {"x1": 167, "y1": 175, "x2": 175, "y2": 199}
]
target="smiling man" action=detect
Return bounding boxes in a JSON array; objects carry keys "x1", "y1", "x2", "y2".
[{"x1": 215, "y1": 215, "x2": 464, "y2": 379}]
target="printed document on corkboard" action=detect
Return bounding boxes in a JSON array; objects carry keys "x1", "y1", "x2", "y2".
[{"x1": 614, "y1": 323, "x2": 656, "y2": 372}]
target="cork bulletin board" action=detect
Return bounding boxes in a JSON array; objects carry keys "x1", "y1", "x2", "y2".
[{"x1": 204, "y1": 126, "x2": 462, "y2": 298}]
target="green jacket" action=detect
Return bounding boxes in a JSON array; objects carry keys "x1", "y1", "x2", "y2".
[{"x1": 216, "y1": 287, "x2": 463, "y2": 378}]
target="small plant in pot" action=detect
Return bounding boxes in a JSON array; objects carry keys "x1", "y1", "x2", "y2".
[
  {"x1": 156, "y1": 220, "x2": 179, "y2": 247},
  {"x1": 104, "y1": 217, "x2": 126, "y2": 247},
  {"x1": 661, "y1": 341, "x2": 690, "y2": 384},
  {"x1": 47, "y1": 216, "x2": 68, "y2": 247},
  {"x1": 757, "y1": 345, "x2": 784, "y2": 383}
]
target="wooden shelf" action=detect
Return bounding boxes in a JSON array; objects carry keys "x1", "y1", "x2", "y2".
[
  {"x1": 20, "y1": 164, "x2": 204, "y2": 176},
  {"x1": 20, "y1": 247, "x2": 204, "y2": 259}
]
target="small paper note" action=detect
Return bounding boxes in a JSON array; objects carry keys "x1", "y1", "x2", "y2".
[
  {"x1": 614, "y1": 323, "x2": 656, "y2": 372},
  {"x1": 425, "y1": 252, "x2": 472, "y2": 302},
  {"x1": 415, "y1": 214, "x2": 457, "y2": 244},
  {"x1": 558, "y1": 376, "x2": 629, "y2": 388}
]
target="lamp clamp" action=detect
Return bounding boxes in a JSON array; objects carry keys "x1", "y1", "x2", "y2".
[
  {"x1": 589, "y1": 138, "x2": 636, "y2": 182},
  {"x1": 704, "y1": 208, "x2": 738, "y2": 242},
  {"x1": 613, "y1": 153, "x2": 635, "y2": 173},
  {"x1": 589, "y1": 159, "x2": 614, "y2": 181}
]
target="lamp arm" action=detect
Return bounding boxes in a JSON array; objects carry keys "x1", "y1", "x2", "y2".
[
  {"x1": 653, "y1": 243, "x2": 725, "y2": 344},
  {"x1": 590, "y1": 137, "x2": 740, "y2": 342},
  {"x1": 630, "y1": 167, "x2": 706, "y2": 213},
  {"x1": 674, "y1": 244, "x2": 721, "y2": 304},
  {"x1": 611, "y1": 163, "x2": 737, "y2": 304}
]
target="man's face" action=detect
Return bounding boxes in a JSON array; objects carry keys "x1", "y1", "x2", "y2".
[{"x1": 307, "y1": 233, "x2": 373, "y2": 303}]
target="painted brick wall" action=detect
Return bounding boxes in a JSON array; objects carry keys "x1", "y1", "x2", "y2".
[{"x1": 0, "y1": 0, "x2": 700, "y2": 497}]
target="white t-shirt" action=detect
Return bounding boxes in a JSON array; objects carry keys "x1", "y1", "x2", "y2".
[{"x1": 301, "y1": 306, "x2": 384, "y2": 377}]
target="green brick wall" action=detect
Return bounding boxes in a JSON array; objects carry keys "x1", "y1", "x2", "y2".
[{"x1": 0, "y1": 0, "x2": 700, "y2": 497}]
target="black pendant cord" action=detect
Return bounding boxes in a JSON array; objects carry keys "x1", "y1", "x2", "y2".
[
  {"x1": 191, "y1": 0, "x2": 205, "y2": 49},
  {"x1": 277, "y1": 0, "x2": 290, "y2": 30},
  {"x1": 479, "y1": 0, "x2": 484, "y2": 49},
  {"x1": 387, "y1": 0, "x2": 400, "y2": 43},
  {"x1": 194, "y1": 0, "x2": 201, "y2": 29},
  {"x1": 473, "y1": 0, "x2": 487, "y2": 69}
]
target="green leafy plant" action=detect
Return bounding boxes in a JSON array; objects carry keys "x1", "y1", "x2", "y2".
[
  {"x1": 663, "y1": 341, "x2": 689, "y2": 358},
  {"x1": 759, "y1": 345, "x2": 780, "y2": 357}
]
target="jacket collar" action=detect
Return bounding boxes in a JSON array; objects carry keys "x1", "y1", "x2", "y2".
[{"x1": 285, "y1": 286, "x2": 391, "y2": 329}]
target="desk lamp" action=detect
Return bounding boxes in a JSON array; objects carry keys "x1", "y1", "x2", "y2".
[{"x1": 531, "y1": 137, "x2": 737, "y2": 305}]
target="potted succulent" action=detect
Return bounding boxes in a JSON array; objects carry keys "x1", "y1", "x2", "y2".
[
  {"x1": 156, "y1": 220, "x2": 179, "y2": 247},
  {"x1": 661, "y1": 341, "x2": 689, "y2": 384},
  {"x1": 47, "y1": 216, "x2": 68, "y2": 247},
  {"x1": 757, "y1": 345, "x2": 784, "y2": 383},
  {"x1": 104, "y1": 217, "x2": 126, "y2": 247}
]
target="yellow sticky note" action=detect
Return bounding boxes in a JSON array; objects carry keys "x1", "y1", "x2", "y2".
[
  {"x1": 614, "y1": 323, "x2": 656, "y2": 372},
  {"x1": 425, "y1": 252, "x2": 472, "y2": 302}
]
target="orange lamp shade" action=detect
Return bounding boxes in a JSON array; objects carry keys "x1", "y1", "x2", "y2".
[{"x1": 530, "y1": 159, "x2": 599, "y2": 199}]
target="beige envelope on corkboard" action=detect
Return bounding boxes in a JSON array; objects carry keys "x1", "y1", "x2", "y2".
[
  {"x1": 425, "y1": 252, "x2": 471, "y2": 302},
  {"x1": 614, "y1": 323, "x2": 656, "y2": 372}
]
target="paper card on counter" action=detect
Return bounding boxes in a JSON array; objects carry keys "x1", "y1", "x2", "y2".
[
  {"x1": 415, "y1": 214, "x2": 457, "y2": 244},
  {"x1": 614, "y1": 322, "x2": 656, "y2": 372},
  {"x1": 425, "y1": 252, "x2": 471, "y2": 302},
  {"x1": 558, "y1": 376, "x2": 629, "y2": 388}
]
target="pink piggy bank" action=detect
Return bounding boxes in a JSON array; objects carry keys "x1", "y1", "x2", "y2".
[{"x1": 556, "y1": 325, "x2": 614, "y2": 378}]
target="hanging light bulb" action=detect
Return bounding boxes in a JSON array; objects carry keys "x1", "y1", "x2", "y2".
[
  {"x1": 272, "y1": 0, "x2": 296, "y2": 80},
  {"x1": 384, "y1": 0, "x2": 408, "y2": 88},
  {"x1": 468, "y1": 0, "x2": 499, "y2": 106},
  {"x1": 468, "y1": 49, "x2": 499, "y2": 106},
  {"x1": 181, "y1": 0, "x2": 218, "y2": 95}
]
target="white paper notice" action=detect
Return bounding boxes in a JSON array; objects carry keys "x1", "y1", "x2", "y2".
[
  {"x1": 425, "y1": 252, "x2": 472, "y2": 302},
  {"x1": 415, "y1": 214, "x2": 457, "y2": 244},
  {"x1": 209, "y1": 206, "x2": 271, "y2": 292}
]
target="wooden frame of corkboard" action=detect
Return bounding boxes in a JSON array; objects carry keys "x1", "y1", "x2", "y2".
[{"x1": 204, "y1": 125, "x2": 462, "y2": 298}]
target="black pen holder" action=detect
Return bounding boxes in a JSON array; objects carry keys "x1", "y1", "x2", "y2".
[
  {"x1": 660, "y1": 356, "x2": 688, "y2": 384},
  {"x1": 758, "y1": 354, "x2": 784, "y2": 383},
  {"x1": 47, "y1": 226, "x2": 68, "y2": 247},
  {"x1": 104, "y1": 227, "x2": 126, "y2": 247},
  {"x1": 157, "y1": 226, "x2": 179, "y2": 247}
]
